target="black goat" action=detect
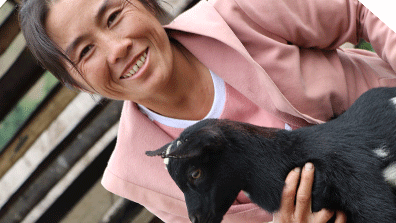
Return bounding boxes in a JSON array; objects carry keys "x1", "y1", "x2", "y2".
[{"x1": 146, "y1": 87, "x2": 396, "y2": 223}]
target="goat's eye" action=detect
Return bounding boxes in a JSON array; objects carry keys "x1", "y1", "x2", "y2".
[{"x1": 191, "y1": 169, "x2": 202, "y2": 179}]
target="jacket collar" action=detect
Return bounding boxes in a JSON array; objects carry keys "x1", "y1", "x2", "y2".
[{"x1": 164, "y1": 1, "x2": 323, "y2": 127}]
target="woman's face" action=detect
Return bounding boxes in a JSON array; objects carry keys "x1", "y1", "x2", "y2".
[{"x1": 46, "y1": 0, "x2": 174, "y2": 102}]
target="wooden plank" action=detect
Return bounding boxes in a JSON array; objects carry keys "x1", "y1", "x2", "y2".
[
  {"x1": 131, "y1": 208, "x2": 157, "y2": 223},
  {"x1": 0, "y1": 32, "x2": 26, "y2": 79},
  {"x1": 35, "y1": 139, "x2": 118, "y2": 223},
  {"x1": 0, "y1": 84, "x2": 78, "y2": 178},
  {"x1": 0, "y1": 6, "x2": 19, "y2": 56},
  {"x1": 100, "y1": 198, "x2": 136, "y2": 223},
  {"x1": 21, "y1": 123, "x2": 119, "y2": 223},
  {"x1": 99, "y1": 198, "x2": 160, "y2": 223},
  {"x1": 0, "y1": 100, "x2": 122, "y2": 223},
  {"x1": 150, "y1": 216, "x2": 166, "y2": 223},
  {"x1": 0, "y1": 47, "x2": 45, "y2": 122},
  {"x1": 9, "y1": 0, "x2": 20, "y2": 5},
  {"x1": 0, "y1": 92, "x2": 101, "y2": 209},
  {"x1": 61, "y1": 181, "x2": 123, "y2": 223},
  {"x1": 0, "y1": 1, "x2": 15, "y2": 25},
  {"x1": 0, "y1": 71, "x2": 59, "y2": 152}
]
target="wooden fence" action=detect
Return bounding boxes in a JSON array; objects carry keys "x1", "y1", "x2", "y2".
[{"x1": 0, "y1": 0, "x2": 198, "y2": 222}]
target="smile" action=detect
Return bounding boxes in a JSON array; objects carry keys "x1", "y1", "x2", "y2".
[{"x1": 120, "y1": 50, "x2": 148, "y2": 79}]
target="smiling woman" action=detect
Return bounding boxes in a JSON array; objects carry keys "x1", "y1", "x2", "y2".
[
  {"x1": 18, "y1": 0, "x2": 396, "y2": 222},
  {"x1": 44, "y1": 0, "x2": 172, "y2": 94},
  {"x1": 32, "y1": 0, "x2": 214, "y2": 120},
  {"x1": 19, "y1": 0, "x2": 167, "y2": 91}
]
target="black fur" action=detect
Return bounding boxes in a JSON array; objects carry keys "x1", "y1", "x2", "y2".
[{"x1": 146, "y1": 87, "x2": 396, "y2": 223}]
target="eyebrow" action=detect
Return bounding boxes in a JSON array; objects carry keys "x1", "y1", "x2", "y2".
[
  {"x1": 95, "y1": 0, "x2": 111, "y2": 26},
  {"x1": 64, "y1": 0, "x2": 111, "y2": 58}
]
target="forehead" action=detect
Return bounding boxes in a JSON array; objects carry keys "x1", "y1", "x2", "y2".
[{"x1": 45, "y1": 0, "x2": 120, "y2": 48}]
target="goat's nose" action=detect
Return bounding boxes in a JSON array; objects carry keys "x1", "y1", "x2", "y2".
[{"x1": 189, "y1": 214, "x2": 199, "y2": 223}]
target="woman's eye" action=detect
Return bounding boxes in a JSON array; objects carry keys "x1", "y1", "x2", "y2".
[
  {"x1": 191, "y1": 169, "x2": 202, "y2": 179},
  {"x1": 107, "y1": 11, "x2": 120, "y2": 27},
  {"x1": 79, "y1": 45, "x2": 93, "y2": 60}
]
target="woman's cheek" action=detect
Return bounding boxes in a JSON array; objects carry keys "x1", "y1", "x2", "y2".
[{"x1": 82, "y1": 56, "x2": 106, "y2": 85}]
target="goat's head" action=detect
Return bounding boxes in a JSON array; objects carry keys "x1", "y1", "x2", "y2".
[{"x1": 146, "y1": 119, "x2": 247, "y2": 223}]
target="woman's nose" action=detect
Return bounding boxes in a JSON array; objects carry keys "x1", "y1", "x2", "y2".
[{"x1": 106, "y1": 37, "x2": 132, "y2": 64}]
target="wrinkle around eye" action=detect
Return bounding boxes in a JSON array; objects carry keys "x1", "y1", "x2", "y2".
[
  {"x1": 80, "y1": 45, "x2": 93, "y2": 59},
  {"x1": 76, "y1": 44, "x2": 94, "y2": 64},
  {"x1": 107, "y1": 11, "x2": 121, "y2": 27},
  {"x1": 107, "y1": 0, "x2": 127, "y2": 28}
]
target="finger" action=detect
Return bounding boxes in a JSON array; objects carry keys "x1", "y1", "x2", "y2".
[
  {"x1": 334, "y1": 211, "x2": 347, "y2": 223},
  {"x1": 277, "y1": 167, "x2": 301, "y2": 217},
  {"x1": 294, "y1": 162, "x2": 315, "y2": 221},
  {"x1": 312, "y1": 209, "x2": 335, "y2": 223}
]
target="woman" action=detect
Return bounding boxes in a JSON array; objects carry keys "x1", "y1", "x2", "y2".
[{"x1": 19, "y1": 0, "x2": 396, "y2": 221}]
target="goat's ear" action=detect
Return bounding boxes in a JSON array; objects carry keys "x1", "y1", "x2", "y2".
[
  {"x1": 145, "y1": 142, "x2": 172, "y2": 157},
  {"x1": 200, "y1": 127, "x2": 225, "y2": 148},
  {"x1": 165, "y1": 126, "x2": 225, "y2": 159}
]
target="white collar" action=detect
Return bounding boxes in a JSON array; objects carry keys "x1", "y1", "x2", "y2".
[{"x1": 138, "y1": 70, "x2": 226, "y2": 128}]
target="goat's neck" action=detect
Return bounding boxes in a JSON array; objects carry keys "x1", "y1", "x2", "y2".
[{"x1": 237, "y1": 130, "x2": 303, "y2": 212}]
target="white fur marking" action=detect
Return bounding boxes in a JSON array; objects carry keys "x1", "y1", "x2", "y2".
[
  {"x1": 390, "y1": 97, "x2": 396, "y2": 107},
  {"x1": 383, "y1": 162, "x2": 396, "y2": 187},
  {"x1": 177, "y1": 140, "x2": 182, "y2": 147},
  {"x1": 164, "y1": 143, "x2": 173, "y2": 166},
  {"x1": 373, "y1": 146, "x2": 389, "y2": 158},
  {"x1": 164, "y1": 158, "x2": 169, "y2": 166}
]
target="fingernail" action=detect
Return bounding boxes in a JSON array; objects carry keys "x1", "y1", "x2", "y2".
[
  {"x1": 304, "y1": 162, "x2": 313, "y2": 171},
  {"x1": 293, "y1": 167, "x2": 301, "y2": 173}
]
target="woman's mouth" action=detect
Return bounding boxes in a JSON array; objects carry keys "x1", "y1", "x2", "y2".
[{"x1": 120, "y1": 50, "x2": 148, "y2": 79}]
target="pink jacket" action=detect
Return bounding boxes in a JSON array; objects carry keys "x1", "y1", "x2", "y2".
[{"x1": 102, "y1": 0, "x2": 396, "y2": 222}]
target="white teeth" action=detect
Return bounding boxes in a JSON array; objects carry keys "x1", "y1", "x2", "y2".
[
  {"x1": 121, "y1": 51, "x2": 147, "y2": 79},
  {"x1": 123, "y1": 73, "x2": 132, "y2": 78},
  {"x1": 132, "y1": 65, "x2": 139, "y2": 72}
]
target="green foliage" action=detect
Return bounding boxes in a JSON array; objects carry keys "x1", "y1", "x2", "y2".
[{"x1": 356, "y1": 40, "x2": 375, "y2": 52}]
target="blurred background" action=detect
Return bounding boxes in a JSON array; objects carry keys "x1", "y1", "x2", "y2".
[
  {"x1": 0, "y1": 0, "x2": 199, "y2": 222},
  {"x1": 0, "y1": 0, "x2": 373, "y2": 222}
]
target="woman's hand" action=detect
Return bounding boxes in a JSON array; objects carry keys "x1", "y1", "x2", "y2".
[{"x1": 272, "y1": 163, "x2": 347, "y2": 223}]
